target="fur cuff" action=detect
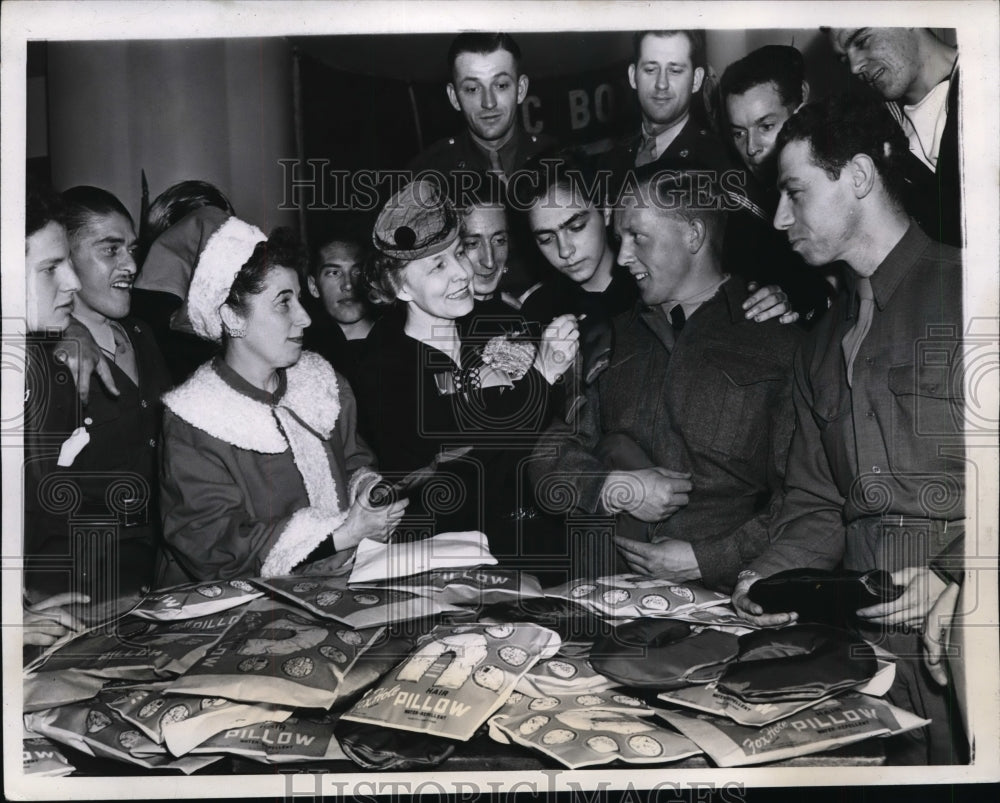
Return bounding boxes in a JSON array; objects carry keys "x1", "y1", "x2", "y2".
[
  {"x1": 349, "y1": 468, "x2": 381, "y2": 505},
  {"x1": 260, "y1": 506, "x2": 348, "y2": 577}
]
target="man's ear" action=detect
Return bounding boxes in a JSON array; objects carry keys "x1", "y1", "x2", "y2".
[
  {"x1": 516, "y1": 74, "x2": 529, "y2": 105},
  {"x1": 307, "y1": 276, "x2": 320, "y2": 299},
  {"x1": 800, "y1": 80, "x2": 811, "y2": 106},
  {"x1": 692, "y1": 66, "x2": 706, "y2": 95},
  {"x1": 219, "y1": 304, "x2": 246, "y2": 335},
  {"x1": 627, "y1": 63, "x2": 638, "y2": 91},
  {"x1": 849, "y1": 153, "x2": 878, "y2": 199},
  {"x1": 687, "y1": 217, "x2": 707, "y2": 254},
  {"x1": 446, "y1": 83, "x2": 461, "y2": 113}
]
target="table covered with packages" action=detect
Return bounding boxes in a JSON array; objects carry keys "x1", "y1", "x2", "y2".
[{"x1": 22, "y1": 532, "x2": 924, "y2": 778}]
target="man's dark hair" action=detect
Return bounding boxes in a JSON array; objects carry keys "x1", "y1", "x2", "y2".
[
  {"x1": 309, "y1": 229, "x2": 369, "y2": 279},
  {"x1": 447, "y1": 33, "x2": 521, "y2": 77},
  {"x1": 631, "y1": 30, "x2": 706, "y2": 72},
  {"x1": 144, "y1": 180, "x2": 234, "y2": 247},
  {"x1": 61, "y1": 186, "x2": 134, "y2": 239},
  {"x1": 776, "y1": 95, "x2": 909, "y2": 206},
  {"x1": 719, "y1": 45, "x2": 806, "y2": 108},
  {"x1": 514, "y1": 149, "x2": 606, "y2": 212},
  {"x1": 226, "y1": 227, "x2": 309, "y2": 317},
  {"x1": 26, "y1": 178, "x2": 66, "y2": 240}
]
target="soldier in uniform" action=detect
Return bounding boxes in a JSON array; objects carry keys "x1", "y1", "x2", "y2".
[
  {"x1": 600, "y1": 31, "x2": 831, "y2": 321},
  {"x1": 407, "y1": 33, "x2": 554, "y2": 184},
  {"x1": 597, "y1": 31, "x2": 729, "y2": 200}
]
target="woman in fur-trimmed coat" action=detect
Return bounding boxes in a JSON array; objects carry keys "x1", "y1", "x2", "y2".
[{"x1": 155, "y1": 221, "x2": 406, "y2": 586}]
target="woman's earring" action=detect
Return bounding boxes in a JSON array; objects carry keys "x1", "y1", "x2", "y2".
[{"x1": 226, "y1": 326, "x2": 245, "y2": 338}]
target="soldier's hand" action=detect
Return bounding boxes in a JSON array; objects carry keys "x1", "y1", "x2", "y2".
[
  {"x1": 601, "y1": 468, "x2": 692, "y2": 522},
  {"x1": 732, "y1": 572, "x2": 799, "y2": 627},
  {"x1": 54, "y1": 319, "x2": 119, "y2": 405},
  {"x1": 922, "y1": 581, "x2": 960, "y2": 686},
  {"x1": 614, "y1": 536, "x2": 701, "y2": 582},
  {"x1": 856, "y1": 566, "x2": 947, "y2": 628},
  {"x1": 744, "y1": 282, "x2": 799, "y2": 325},
  {"x1": 24, "y1": 592, "x2": 90, "y2": 646}
]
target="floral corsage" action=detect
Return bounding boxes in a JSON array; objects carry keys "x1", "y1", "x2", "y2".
[{"x1": 480, "y1": 333, "x2": 537, "y2": 381}]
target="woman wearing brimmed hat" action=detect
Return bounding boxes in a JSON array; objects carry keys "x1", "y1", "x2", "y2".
[
  {"x1": 355, "y1": 179, "x2": 578, "y2": 578},
  {"x1": 156, "y1": 220, "x2": 406, "y2": 585}
]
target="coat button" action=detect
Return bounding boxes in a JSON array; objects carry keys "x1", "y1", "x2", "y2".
[
  {"x1": 448, "y1": 138, "x2": 455, "y2": 145},
  {"x1": 866, "y1": 410, "x2": 875, "y2": 418},
  {"x1": 865, "y1": 357, "x2": 874, "y2": 365},
  {"x1": 140, "y1": 400, "x2": 148, "y2": 408},
  {"x1": 679, "y1": 149, "x2": 689, "y2": 157},
  {"x1": 872, "y1": 465, "x2": 881, "y2": 474},
  {"x1": 148, "y1": 439, "x2": 156, "y2": 448}
]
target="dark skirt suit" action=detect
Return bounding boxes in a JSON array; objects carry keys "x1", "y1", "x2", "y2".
[{"x1": 354, "y1": 311, "x2": 567, "y2": 582}]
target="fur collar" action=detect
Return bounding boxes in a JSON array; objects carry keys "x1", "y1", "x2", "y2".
[{"x1": 163, "y1": 351, "x2": 341, "y2": 452}]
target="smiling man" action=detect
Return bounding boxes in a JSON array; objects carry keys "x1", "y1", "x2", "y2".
[
  {"x1": 529, "y1": 164, "x2": 800, "y2": 589},
  {"x1": 828, "y1": 27, "x2": 961, "y2": 246},
  {"x1": 601, "y1": 32, "x2": 831, "y2": 321},
  {"x1": 408, "y1": 33, "x2": 553, "y2": 183},
  {"x1": 49, "y1": 186, "x2": 172, "y2": 598},
  {"x1": 731, "y1": 96, "x2": 966, "y2": 765}
]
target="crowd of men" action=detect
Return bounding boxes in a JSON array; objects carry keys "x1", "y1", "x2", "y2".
[{"x1": 23, "y1": 28, "x2": 967, "y2": 766}]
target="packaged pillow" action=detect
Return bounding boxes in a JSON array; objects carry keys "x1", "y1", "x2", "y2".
[
  {"x1": 342, "y1": 622, "x2": 560, "y2": 741},
  {"x1": 129, "y1": 579, "x2": 262, "y2": 621},
  {"x1": 23, "y1": 693, "x2": 221, "y2": 774},
  {"x1": 479, "y1": 597, "x2": 615, "y2": 643},
  {"x1": 658, "y1": 661, "x2": 896, "y2": 727},
  {"x1": 27, "y1": 610, "x2": 245, "y2": 684},
  {"x1": 516, "y1": 642, "x2": 617, "y2": 697},
  {"x1": 348, "y1": 531, "x2": 497, "y2": 584},
  {"x1": 663, "y1": 606, "x2": 760, "y2": 634},
  {"x1": 545, "y1": 575, "x2": 729, "y2": 619},
  {"x1": 167, "y1": 599, "x2": 384, "y2": 709},
  {"x1": 24, "y1": 668, "x2": 106, "y2": 713},
  {"x1": 352, "y1": 567, "x2": 544, "y2": 607},
  {"x1": 657, "y1": 692, "x2": 929, "y2": 767},
  {"x1": 255, "y1": 575, "x2": 464, "y2": 628},
  {"x1": 22, "y1": 735, "x2": 76, "y2": 777},
  {"x1": 493, "y1": 689, "x2": 653, "y2": 726},
  {"x1": 183, "y1": 712, "x2": 347, "y2": 763},
  {"x1": 489, "y1": 693, "x2": 698, "y2": 769},
  {"x1": 105, "y1": 687, "x2": 291, "y2": 754}
]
